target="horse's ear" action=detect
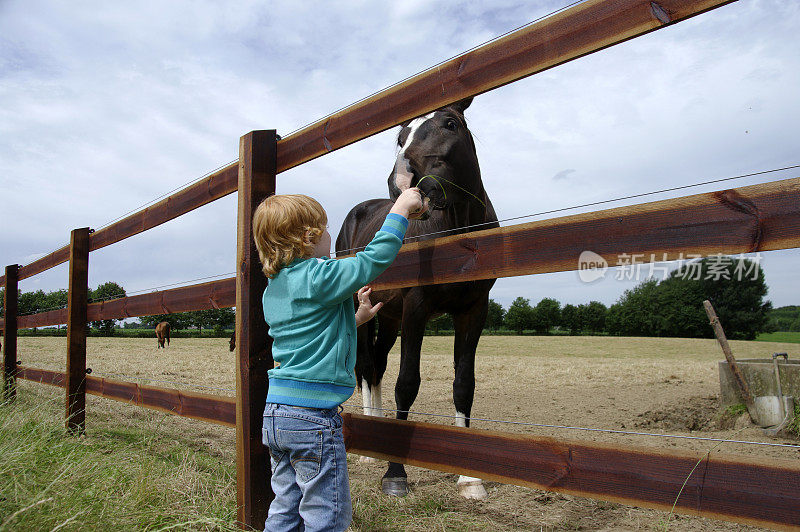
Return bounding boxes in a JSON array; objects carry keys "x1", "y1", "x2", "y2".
[{"x1": 450, "y1": 97, "x2": 473, "y2": 115}]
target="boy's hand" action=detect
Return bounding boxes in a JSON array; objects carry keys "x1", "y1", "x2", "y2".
[
  {"x1": 390, "y1": 187, "x2": 428, "y2": 220},
  {"x1": 355, "y1": 286, "x2": 383, "y2": 327}
]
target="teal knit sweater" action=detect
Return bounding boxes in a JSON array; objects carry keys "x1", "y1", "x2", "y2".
[{"x1": 263, "y1": 212, "x2": 408, "y2": 408}]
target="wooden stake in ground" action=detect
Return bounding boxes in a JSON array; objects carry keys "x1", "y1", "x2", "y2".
[{"x1": 703, "y1": 300, "x2": 755, "y2": 422}]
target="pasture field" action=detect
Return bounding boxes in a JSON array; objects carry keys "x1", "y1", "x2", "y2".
[
  {"x1": 755, "y1": 331, "x2": 800, "y2": 344},
  {"x1": 9, "y1": 335, "x2": 800, "y2": 531}
]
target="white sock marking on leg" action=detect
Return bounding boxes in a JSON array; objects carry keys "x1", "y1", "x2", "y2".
[
  {"x1": 455, "y1": 411, "x2": 483, "y2": 485},
  {"x1": 362, "y1": 379, "x2": 372, "y2": 416},
  {"x1": 371, "y1": 381, "x2": 382, "y2": 417}
]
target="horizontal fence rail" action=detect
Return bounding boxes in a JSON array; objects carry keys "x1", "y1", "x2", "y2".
[
  {"x1": 14, "y1": 245, "x2": 70, "y2": 283},
  {"x1": 17, "y1": 308, "x2": 66, "y2": 330},
  {"x1": 11, "y1": 165, "x2": 239, "y2": 283},
  {"x1": 17, "y1": 366, "x2": 235, "y2": 427},
  {"x1": 275, "y1": 0, "x2": 735, "y2": 174},
  {"x1": 369, "y1": 176, "x2": 800, "y2": 290},
  {"x1": 12, "y1": 177, "x2": 799, "y2": 328},
  {"x1": 16, "y1": 279, "x2": 235, "y2": 329},
  {"x1": 343, "y1": 413, "x2": 800, "y2": 529},
  {"x1": 1, "y1": 0, "x2": 735, "y2": 287}
]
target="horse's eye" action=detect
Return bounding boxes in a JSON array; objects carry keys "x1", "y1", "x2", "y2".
[{"x1": 444, "y1": 118, "x2": 458, "y2": 131}]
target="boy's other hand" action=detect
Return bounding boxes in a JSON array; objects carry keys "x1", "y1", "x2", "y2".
[
  {"x1": 390, "y1": 187, "x2": 428, "y2": 220},
  {"x1": 355, "y1": 286, "x2": 383, "y2": 327}
]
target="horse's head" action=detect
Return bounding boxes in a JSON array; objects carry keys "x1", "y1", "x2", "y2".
[{"x1": 388, "y1": 98, "x2": 482, "y2": 219}]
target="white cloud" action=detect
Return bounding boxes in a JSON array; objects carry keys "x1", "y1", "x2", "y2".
[{"x1": 2, "y1": 0, "x2": 799, "y2": 312}]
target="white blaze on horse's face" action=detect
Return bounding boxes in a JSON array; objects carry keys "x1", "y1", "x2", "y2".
[{"x1": 394, "y1": 113, "x2": 435, "y2": 191}]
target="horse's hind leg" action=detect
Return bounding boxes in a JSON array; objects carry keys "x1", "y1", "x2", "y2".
[{"x1": 452, "y1": 302, "x2": 489, "y2": 500}]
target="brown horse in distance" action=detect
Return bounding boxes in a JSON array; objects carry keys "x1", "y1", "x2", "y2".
[{"x1": 155, "y1": 321, "x2": 170, "y2": 348}]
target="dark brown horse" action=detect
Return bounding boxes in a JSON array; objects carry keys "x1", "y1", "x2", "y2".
[
  {"x1": 155, "y1": 321, "x2": 170, "y2": 348},
  {"x1": 335, "y1": 98, "x2": 498, "y2": 499}
]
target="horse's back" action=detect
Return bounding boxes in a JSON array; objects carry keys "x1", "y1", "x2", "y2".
[
  {"x1": 156, "y1": 321, "x2": 170, "y2": 336},
  {"x1": 335, "y1": 198, "x2": 393, "y2": 254}
]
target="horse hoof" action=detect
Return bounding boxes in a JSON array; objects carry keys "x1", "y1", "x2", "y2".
[
  {"x1": 381, "y1": 477, "x2": 409, "y2": 497},
  {"x1": 359, "y1": 455, "x2": 378, "y2": 464},
  {"x1": 458, "y1": 480, "x2": 488, "y2": 500}
]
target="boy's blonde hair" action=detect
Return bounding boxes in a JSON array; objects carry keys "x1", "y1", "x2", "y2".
[{"x1": 252, "y1": 194, "x2": 327, "y2": 278}]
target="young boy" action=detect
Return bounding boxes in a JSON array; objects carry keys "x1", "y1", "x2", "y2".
[{"x1": 253, "y1": 188, "x2": 426, "y2": 532}]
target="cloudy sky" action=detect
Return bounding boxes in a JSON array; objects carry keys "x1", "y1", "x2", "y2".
[{"x1": 2, "y1": 0, "x2": 799, "y2": 313}]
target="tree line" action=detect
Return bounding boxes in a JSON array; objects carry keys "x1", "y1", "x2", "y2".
[
  {"x1": 428, "y1": 257, "x2": 776, "y2": 340},
  {"x1": 769, "y1": 306, "x2": 800, "y2": 332}
]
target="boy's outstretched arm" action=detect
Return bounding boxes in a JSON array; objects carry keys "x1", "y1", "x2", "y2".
[{"x1": 310, "y1": 188, "x2": 428, "y2": 305}]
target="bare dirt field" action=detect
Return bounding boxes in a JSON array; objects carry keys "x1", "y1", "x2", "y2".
[{"x1": 15, "y1": 335, "x2": 800, "y2": 531}]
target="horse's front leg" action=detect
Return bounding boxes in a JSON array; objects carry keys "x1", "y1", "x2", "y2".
[
  {"x1": 356, "y1": 319, "x2": 377, "y2": 417},
  {"x1": 357, "y1": 316, "x2": 399, "y2": 463},
  {"x1": 452, "y1": 299, "x2": 489, "y2": 500},
  {"x1": 382, "y1": 300, "x2": 428, "y2": 496},
  {"x1": 355, "y1": 319, "x2": 379, "y2": 464}
]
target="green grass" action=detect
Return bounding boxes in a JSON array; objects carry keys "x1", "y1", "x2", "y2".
[
  {"x1": 350, "y1": 487, "x2": 482, "y2": 532},
  {"x1": 754, "y1": 331, "x2": 800, "y2": 344},
  {"x1": 0, "y1": 389, "x2": 242, "y2": 531},
  {"x1": 725, "y1": 403, "x2": 748, "y2": 417},
  {"x1": 0, "y1": 386, "x2": 503, "y2": 532},
  {"x1": 787, "y1": 403, "x2": 800, "y2": 437}
]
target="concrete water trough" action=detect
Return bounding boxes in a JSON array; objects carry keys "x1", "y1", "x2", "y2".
[
  {"x1": 719, "y1": 354, "x2": 799, "y2": 429},
  {"x1": 719, "y1": 356, "x2": 800, "y2": 405}
]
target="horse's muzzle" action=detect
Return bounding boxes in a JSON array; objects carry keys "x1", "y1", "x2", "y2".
[{"x1": 415, "y1": 176, "x2": 447, "y2": 211}]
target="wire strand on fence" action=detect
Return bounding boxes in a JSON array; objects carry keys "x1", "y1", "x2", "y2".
[
  {"x1": 94, "y1": 159, "x2": 239, "y2": 232},
  {"x1": 333, "y1": 164, "x2": 800, "y2": 256},
  {"x1": 339, "y1": 402, "x2": 800, "y2": 450},
  {"x1": 280, "y1": 0, "x2": 589, "y2": 140},
  {"x1": 14, "y1": 164, "x2": 799, "y2": 317},
  {"x1": 22, "y1": 364, "x2": 798, "y2": 451},
  {"x1": 16, "y1": 157, "x2": 239, "y2": 273}
]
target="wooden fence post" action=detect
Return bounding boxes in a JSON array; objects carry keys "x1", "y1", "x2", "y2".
[
  {"x1": 66, "y1": 227, "x2": 90, "y2": 433},
  {"x1": 235, "y1": 130, "x2": 276, "y2": 529},
  {"x1": 2, "y1": 264, "x2": 19, "y2": 402}
]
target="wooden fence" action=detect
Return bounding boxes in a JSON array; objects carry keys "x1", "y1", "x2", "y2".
[{"x1": 4, "y1": 0, "x2": 800, "y2": 529}]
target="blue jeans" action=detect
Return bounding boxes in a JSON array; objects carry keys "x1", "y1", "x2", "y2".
[{"x1": 262, "y1": 403, "x2": 351, "y2": 532}]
